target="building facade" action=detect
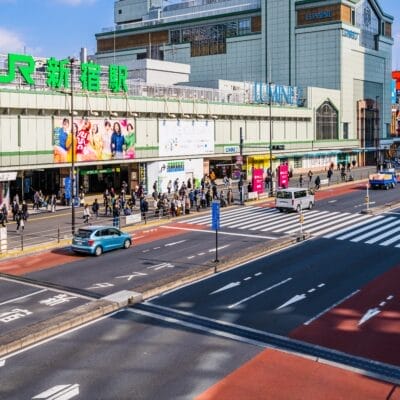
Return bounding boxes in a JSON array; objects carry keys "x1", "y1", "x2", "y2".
[
  {"x1": 96, "y1": 0, "x2": 394, "y2": 164},
  {"x1": 0, "y1": 52, "x2": 359, "y2": 206}
]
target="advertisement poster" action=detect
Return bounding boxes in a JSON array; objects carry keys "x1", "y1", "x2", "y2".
[
  {"x1": 278, "y1": 164, "x2": 289, "y2": 188},
  {"x1": 251, "y1": 168, "x2": 264, "y2": 194},
  {"x1": 53, "y1": 118, "x2": 137, "y2": 163},
  {"x1": 159, "y1": 119, "x2": 214, "y2": 157}
]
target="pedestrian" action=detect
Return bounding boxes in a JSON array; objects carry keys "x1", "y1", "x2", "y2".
[
  {"x1": 0, "y1": 209, "x2": 4, "y2": 228},
  {"x1": 21, "y1": 201, "x2": 28, "y2": 221},
  {"x1": 167, "y1": 180, "x2": 172, "y2": 195},
  {"x1": 112, "y1": 204, "x2": 120, "y2": 227},
  {"x1": 327, "y1": 168, "x2": 333, "y2": 185},
  {"x1": 92, "y1": 198, "x2": 99, "y2": 218},
  {"x1": 50, "y1": 194, "x2": 57, "y2": 213},
  {"x1": 307, "y1": 170, "x2": 313, "y2": 185},
  {"x1": 1, "y1": 203, "x2": 8, "y2": 224},
  {"x1": 16, "y1": 211, "x2": 24, "y2": 232},
  {"x1": 83, "y1": 204, "x2": 91, "y2": 224},
  {"x1": 314, "y1": 175, "x2": 321, "y2": 190},
  {"x1": 299, "y1": 174, "x2": 303, "y2": 188},
  {"x1": 140, "y1": 196, "x2": 148, "y2": 222}
]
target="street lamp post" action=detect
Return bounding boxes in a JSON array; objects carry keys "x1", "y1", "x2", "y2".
[
  {"x1": 69, "y1": 57, "x2": 76, "y2": 235},
  {"x1": 269, "y1": 81, "x2": 273, "y2": 197},
  {"x1": 239, "y1": 127, "x2": 244, "y2": 205}
]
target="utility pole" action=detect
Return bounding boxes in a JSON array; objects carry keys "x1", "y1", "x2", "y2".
[
  {"x1": 269, "y1": 81, "x2": 273, "y2": 197},
  {"x1": 69, "y1": 57, "x2": 76, "y2": 236},
  {"x1": 239, "y1": 127, "x2": 244, "y2": 205}
]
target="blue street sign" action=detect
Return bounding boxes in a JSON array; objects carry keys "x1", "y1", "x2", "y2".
[
  {"x1": 211, "y1": 200, "x2": 220, "y2": 230},
  {"x1": 64, "y1": 177, "x2": 71, "y2": 200}
]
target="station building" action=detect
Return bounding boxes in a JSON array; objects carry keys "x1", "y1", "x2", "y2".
[
  {"x1": 96, "y1": 0, "x2": 394, "y2": 164},
  {"x1": 0, "y1": 0, "x2": 395, "y2": 205}
]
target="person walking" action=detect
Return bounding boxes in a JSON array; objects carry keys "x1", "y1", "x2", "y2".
[
  {"x1": 314, "y1": 175, "x2": 321, "y2": 190},
  {"x1": 327, "y1": 168, "x2": 333, "y2": 185},
  {"x1": 1, "y1": 203, "x2": 8, "y2": 224},
  {"x1": 307, "y1": 170, "x2": 313, "y2": 185},
  {"x1": 16, "y1": 210, "x2": 24, "y2": 233},
  {"x1": 299, "y1": 174, "x2": 303, "y2": 188},
  {"x1": 50, "y1": 194, "x2": 57, "y2": 213},
  {"x1": 83, "y1": 204, "x2": 91, "y2": 224},
  {"x1": 92, "y1": 198, "x2": 99, "y2": 219}
]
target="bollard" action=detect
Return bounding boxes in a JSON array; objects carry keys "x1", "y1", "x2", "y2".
[
  {"x1": 20, "y1": 232, "x2": 24, "y2": 251},
  {"x1": 57, "y1": 225, "x2": 60, "y2": 243}
]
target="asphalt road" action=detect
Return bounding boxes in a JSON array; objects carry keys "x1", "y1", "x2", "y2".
[{"x1": 0, "y1": 309, "x2": 261, "y2": 400}]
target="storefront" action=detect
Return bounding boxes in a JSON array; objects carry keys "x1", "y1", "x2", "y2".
[{"x1": 0, "y1": 172, "x2": 17, "y2": 208}]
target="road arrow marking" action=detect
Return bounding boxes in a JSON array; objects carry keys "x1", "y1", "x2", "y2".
[
  {"x1": 116, "y1": 272, "x2": 147, "y2": 281},
  {"x1": 229, "y1": 278, "x2": 292, "y2": 309},
  {"x1": 86, "y1": 283, "x2": 114, "y2": 290},
  {"x1": 147, "y1": 263, "x2": 174, "y2": 271},
  {"x1": 210, "y1": 282, "x2": 241, "y2": 295},
  {"x1": 358, "y1": 307, "x2": 381, "y2": 326},
  {"x1": 33, "y1": 384, "x2": 79, "y2": 399},
  {"x1": 276, "y1": 294, "x2": 307, "y2": 310}
]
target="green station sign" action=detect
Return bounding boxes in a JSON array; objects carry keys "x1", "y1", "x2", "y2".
[{"x1": 0, "y1": 53, "x2": 128, "y2": 93}]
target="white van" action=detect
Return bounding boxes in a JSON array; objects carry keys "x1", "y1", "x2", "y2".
[{"x1": 275, "y1": 188, "x2": 315, "y2": 212}]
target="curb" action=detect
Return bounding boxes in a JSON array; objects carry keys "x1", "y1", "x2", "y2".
[
  {"x1": 361, "y1": 201, "x2": 400, "y2": 215},
  {"x1": 0, "y1": 233, "x2": 306, "y2": 358}
]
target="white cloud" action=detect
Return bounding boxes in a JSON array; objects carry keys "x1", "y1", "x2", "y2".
[{"x1": 0, "y1": 27, "x2": 25, "y2": 54}]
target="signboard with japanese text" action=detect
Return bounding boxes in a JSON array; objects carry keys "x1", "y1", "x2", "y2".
[
  {"x1": 159, "y1": 119, "x2": 214, "y2": 157},
  {"x1": 53, "y1": 118, "x2": 136, "y2": 163},
  {"x1": 211, "y1": 200, "x2": 220, "y2": 230},
  {"x1": 251, "y1": 168, "x2": 264, "y2": 194},
  {"x1": 278, "y1": 164, "x2": 289, "y2": 188},
  {"x1": 0, "y1": 53, "x2": 128, "y2": 93}
]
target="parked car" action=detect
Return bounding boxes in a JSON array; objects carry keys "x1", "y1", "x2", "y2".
[{"x1": 71, "y1": 226, "x2": 132, "y2": 256}]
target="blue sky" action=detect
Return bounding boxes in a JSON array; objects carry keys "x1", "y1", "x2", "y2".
[{"x1": 0, "y1": 0, "x2": 399, "y2": 68}]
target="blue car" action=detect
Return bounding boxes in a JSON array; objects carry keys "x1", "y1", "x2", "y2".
[{"x1": 71, "y1": 226, "x2": 132, "y2": 256}]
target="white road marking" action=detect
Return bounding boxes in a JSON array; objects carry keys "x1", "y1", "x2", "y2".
[
  {"x1": 254, "y1": 272, "x2": 262, "y2": 276},
  {"x1": 153, "y1": 246, "x2": 161, "y2": 250},
  {"x1": 197, "y1": 252, "x2": 206, "y2": 256},
  {"x1": 228, "y1": 278, "x2": 292, "y2": 309},
  {"x1": 147, "y1": 263, "x2": 174, "y2": 271},
  {"x1": 358, "y1": 308, "x2": 381, "y2": 326},
  {"x1": 0, "y1": 289, "x2": 47, "y2": 306},
  {"x1": 165, "y1": 240, "x2": 186, "y2": 247},
  {"x1": 161, "y1": 225, "x2": 275, "y2": 239},
  {"x1": 304, "y1": 290, "x2": 359, "y2": 325},
  {"x1": 244, "y1": 277, "x2": 252, "y2": 281},
  {"x1": 210, "y1": 282, "x2": 241, "y2": 295},
  {"x1": 208, "y1": 245, "x2": 230, "y2": 253},
  {"x1": 0, "y1": 359, "x2": 5, "y2": 367},
  {"x1": 308, "y1": 288, "x2": 316, "y2": 293},
  {"x1": 86, "y1": 283, "x2": 114, "y2": 290},
  {"x1": 323, "y1": 215, "x2": 383, "y2": 239},
  {"x1": 142, "y1": 249, "x2": 150, "y2": 253},
  {"x1": 116, "y1": 272, "x2": 147, "y2": 281},
  {"x1": 328, "y1": 200, "x2": 337, "y2": 203},
  {"x1": 32, "y1": 384, "x2": 79, "y2": 399},
  {"x1": 276, "y1": 294, "x2": 306, "y2": 310},
  {"x1": 187, "y1": 256, "x2": 195, "y2": 259}
]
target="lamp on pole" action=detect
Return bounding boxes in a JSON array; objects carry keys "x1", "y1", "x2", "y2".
[
  {"x1": 69, "y1": 57, "x2": 76, "y2": 235},
  {"x1": 269, "y1": 81, "x2": 273, "y2": 197},
  {"x1": 375, "y1": 95, "x2": 380, "y2": 168}
]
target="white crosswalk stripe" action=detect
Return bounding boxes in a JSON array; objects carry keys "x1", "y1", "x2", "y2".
[{"x1": 179, "y1": 206, "x2": 375, "y2": 237}]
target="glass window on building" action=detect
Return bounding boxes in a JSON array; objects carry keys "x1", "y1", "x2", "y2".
[
  {"x1": 293, "y1": 157, "x2": 302, "y2": 168},
  {"x1": 170, "y1": 30, "x2": 181, "y2": 44},
  {"x1": 316, "y1": 102, "x2": 338, "y2": 140},
  {"x1": 238, "y1": 18, "x2": 251, "y2": 35},
  {"x1": 226, "y1": 21, "x2": 238, "y2": 37},
  {"x1": 343, "y1": 122, "x2": 349, "y2": 139}
]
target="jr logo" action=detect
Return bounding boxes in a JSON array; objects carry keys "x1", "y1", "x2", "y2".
[{"x1": 0, "y1": 53, "x2": 35, "y2": 85}]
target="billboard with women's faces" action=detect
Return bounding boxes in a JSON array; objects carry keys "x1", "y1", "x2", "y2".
[{"x1": 53, "y1": 118, "x2": 137, "y2": 163}]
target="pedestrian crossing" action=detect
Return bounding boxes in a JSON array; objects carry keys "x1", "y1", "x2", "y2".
[
  {"x1": 179, "y1": 206, "x2": 374, "y2": 237},
  {"x1": 179, "y1": 206, "x2": 400, "y2": 248}
]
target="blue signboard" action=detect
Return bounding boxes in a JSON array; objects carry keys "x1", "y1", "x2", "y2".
[
  {"x1": 253, "y1": 82, "x2": 304, "y2": 106},
  {"x1": 211, "y1": 201, "x2": 220, "y2": 230},
  {"x1": 64, "y1": 176, "x2": 71, "y2": 200}
]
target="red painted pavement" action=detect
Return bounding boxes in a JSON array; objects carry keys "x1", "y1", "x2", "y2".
[
  {"x1": 291, "y1": 266, "x2": 400, "y2": 366},
  {"x1": 0, "y1": 224, "x2": 203, "y2": 276},
  {"x1": 195, "y1": 348, "x2": 400, "y2": 400}
]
